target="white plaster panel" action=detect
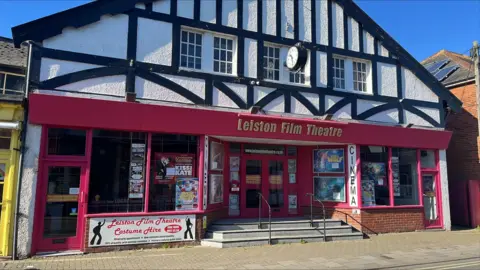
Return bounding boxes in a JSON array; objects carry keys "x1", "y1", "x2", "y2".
[
  {"x1": 299, "y1": 0, "x2": 312, "y2": 42},
  {"x1": 57, "y1": 75, "x2": 126, "y2": 96},
  {"x1": 224, "y1": 82, "x2": 248, "y2": 103},
  {"x1": 16, "y1": 123, "x2": 42, "y2": 258},
  {"x1": 316, "y1": 0, "x2": 328, "y2": 45},
  {"x1": 332, "y1": 3, "x2": 344, "y2": 49},
  {"x1": 243, "y1": 0, "x2": 257, "y2": 32},
  {"x1": 282, "y1": 0, "x2": 295, "y2": 39},
  {"x1": 36, "y1": 90, "x2": 124, "y2": 102},
  {"x1": 377, "y1": 62, "x2": 398, "y2": 98},
  {"x1": 136, "y1": 76, "x2": 193, "y2": 104},
  {"x1": 439, "y1": 149, "x2": 451, "y2": 231},
  {"x1": 222, "y1": 0, "x2": 238, "y2": 28},
  {"x1": 177, "y1": 0, "x2": 194, "y2": 19},
  {"x1": 137, "y1": 19, "x2": 172, "y2": 66},
  {"x1": 402, "y1": 67, "x2": 439, "y2": 102},
  {"x1": 254, "y1": 86, "x2": 275, "y2": 103},
  {"x1": 43, "y1": 15, "x2": 128, "y2": 59},
  {"x1": 135, "y1": 3, "x2": 146, "y2": 9},
  {"x1": 213, "y1": 87, "x2": 239, "y2": 108},
  {"x1": 366, "y1": 108, "x2": 399, "y2": 124},
  {"x1": 378, "y1": 43, "x2": 389, "y2": 57},
  {"x1": 414, "y1": 106, "x2": 441, "y2": 123},
  {"x1": 263, "y1": 0, "x2": 276, "y2": 36},
  {"x1": 325, "y1": 95, "x2": 343, "y2": 111},
  {"x1": 334, "y1": 104, "x2": 351, "y2": 119},
  {"x1": 200, "y1": 0, "x2": 216, "y2": 23},
  {"x1": 301, "y1": 92, "x2": 320, "y2": 110},
  {"x1": 348, "y1": 17, "x2": 360, "y2": 52},
  {"x1": 363, "y1": 30, "x2": 375, "y2": 55},
  {"x1": 40, "y1": 58, "x2": 101, "y2": 81},
  {"x1": 202, "y1": 32, "x2": 214, "y2": 73},
  {"x1": 245, "y1": 38, "x2": 257, "y2": 78},
  {"x1": 317, "y1": 51, "x2": 328, "y2": 87},
  {"x1": 263, "y1": 96, "x2": 284, "y2": 113},
  {"x1": 160, "y1": 73, "x2": 206, "y2": 99},
  {"x1": 357, "y1": 100, "x2": 386, "y2": 115},
  {"x1": 153, "y1": 0, "x2": 170, "y2": 14},
  {"x1": 404, "y1": 110, "x2": 434, "y2": 127},
  {"x1": 291, "y1": 97, "x2": 312, "y2": 115}
]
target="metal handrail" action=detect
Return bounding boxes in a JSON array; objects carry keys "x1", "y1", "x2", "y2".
[
  {"x1": 306, "y1": 193, "x2": 327, "y2": 242},
  {"x1": 257, "y1": 192, "x2": 272, "y2": 245}
]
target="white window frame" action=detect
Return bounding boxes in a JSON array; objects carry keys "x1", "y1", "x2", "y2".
[
  {"x1": 263, "y1": 42, "x2": 310, "y2": 86},
  {"x1": 333, "y1": 57, "x2": 346, "y2": 90},
  {"x1": 180, "y1": 29, "x2": 203, "y2": 70},
  {"x1": 213, "y1": 35, "x2": 235, "y2": 75},
  {"x1": 263, "y1": 44, "x2": 281, "y2": 81},
  {"x1": 332, "y1": 55, "x2": 372, "y2": 95},
  {"x1": 353, "y1": 60, "x2": 367, "y2": 92},
  {"x1": 0, "y1": 71, "x2": 25, "y2": 95}
]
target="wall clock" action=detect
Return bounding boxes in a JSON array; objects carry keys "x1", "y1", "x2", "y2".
[{"x1": 285, "y1": 43, "x2": 308, "y2": 71}]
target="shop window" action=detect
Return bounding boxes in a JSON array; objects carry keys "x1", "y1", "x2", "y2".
[
  {"x1": 88, "y1": 130, "x2": 147, "y2": 214},
  {"x1": 148, "y1": 134, "x2": 198, "y2": 212},
  {"x1": 420, "y1": 150, "x2": 436, "y2": 168},
  {"x1": 47, "y1": 128, "x2": 86, "y2": 156},
  {"x1": 392, "y1": 148, "x2": 419, "y2": 206},
  {"x1": 360, "y1": 146, "x2": 389, "y2": 207},
  {"x1": 0, "y1": 130, "x2": 11, "y2": 150}
]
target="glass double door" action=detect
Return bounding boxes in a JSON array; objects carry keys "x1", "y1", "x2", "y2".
[
  {"x1": 241, "y1": 157, "x2": 287, "y2": 218},
  {"x1": 35, "y1": 162, "x2": 87, "y2": 252}
]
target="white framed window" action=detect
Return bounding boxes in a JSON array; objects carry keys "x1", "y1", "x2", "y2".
[
  {"x1": 263, "y1": 45, "x2": 280, "y2": 81},
  {"x1": 333, "y1": 57, "x2": 345, "y2": 89},
  {"x1": 180, "y1": 30, "x2": 202, "y2": 70},
  {"x1": 289, "y1": 68, "x2": 305, "y2": 84},
  {"x1": 213, "y1": 36, "x2": 234, "y2": 74},
  {"x1": 353, "y1": 61, "x2": 367, "y2": 92}
]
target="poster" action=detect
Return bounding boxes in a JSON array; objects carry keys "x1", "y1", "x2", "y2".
[
  {"x1": 288, "y1": 195, "x2": 297, "y2": 210},
  {"x1": 129, "y1": 144, "x2": 145, "y2": 199},
  {"x1": 154, "y1": 154, "x2": 194, "y2": 184},
  {"x1": 209, "y1": 174, "x2": 224, "y2": 204},
  {"x1": 289, "y1": 173, "x2": 296, "y2": 184},
  {"x1": 229, "y1": 156, "x2": 240, "y2": 172},
  {"x1": 210, "y1": 141, "x2": 225, "y2": 170},
  {"x1": 361, "y1": 179, "x2": 376, "y2": 206},
  {"x1": 228, "y1": 194, "x2": 240, "y2": 216},
  {"x1": 314, "y1": 177, "x2": 345, "y2": 202},
  {"x1": 288, "y1": 159, "x2": 296, "y2": 173},
  {"x1": 230, "y1": 171, "x2": 239, "y2": 181},
  {"x1": 392, "y1": 157, "x2": 400, "y2": 197},
  {"x1": 88, "y1": 215, "x2": 195, "y2": 247},
  {"x1": 313, "y1": 149, "x2": 345, "y2": 173},
  {"x1": 0, "y1": 163, "x2": 5, "y2": 181},
  {"x1": 175, "y1": 177, "x2": 199, "y2": 211},
  {"x1": 362, "y1": 162, "x2": 386, "y2": 183}
]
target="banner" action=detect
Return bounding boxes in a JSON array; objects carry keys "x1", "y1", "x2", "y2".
[
  {"x1": 88, "y1": 215, "x2": 195, "y2": 247},
  {"x1": 347, "y1": 145, "x2": 358, "y2": 207},
  {"x1": 175, "y1": 177, "x2": 199, "y2": 211},
  {"x1": 313, "y1": 149, "x2": 345, "y2": 173},
  {"x1": 154, "y1": 153, "x2": 195, "y2": 184}
]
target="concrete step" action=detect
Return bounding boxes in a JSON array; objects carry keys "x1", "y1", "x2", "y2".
[
  {"x1": 207, "y1": 225, "x2": 354, "y2": 240},
  {"x1": 210, "y1": 219, "x2": 343, "y2": 231},
  {"x1": 201, "y1": 232, "x2": 364, "y2": 248}
]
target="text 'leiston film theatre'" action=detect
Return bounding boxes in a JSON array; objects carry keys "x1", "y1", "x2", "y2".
[{"x1": 11, "y1": 0, "x2": 461, "y2": 257}]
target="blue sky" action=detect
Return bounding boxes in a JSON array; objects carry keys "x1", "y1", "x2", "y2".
[{"x1": 0, "y1": 0, "x2": 478, "y2": 61}]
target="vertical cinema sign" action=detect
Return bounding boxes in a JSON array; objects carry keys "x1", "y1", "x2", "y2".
[{"x1": 348, "y1": 145, "x2": 358, "y2": 207}]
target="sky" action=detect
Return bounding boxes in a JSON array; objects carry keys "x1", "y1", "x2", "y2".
[{"x1": 0, "y1": 0, "x2": 478, "y2": 61}]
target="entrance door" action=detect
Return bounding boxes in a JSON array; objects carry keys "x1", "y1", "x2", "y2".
[
  {"x1": 35, "y1": 163, "x2": 87, "y2": 252},
  {"x1": 241, "y1": 157, "x2": 287, "y2": 218},
  {"x1": 422, "y1": 173, "x2": 442, "y2": 228}
]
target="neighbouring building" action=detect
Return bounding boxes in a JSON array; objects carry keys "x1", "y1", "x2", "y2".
[
  {"x1": 0, "y1": 36, "x2": 27, "y2": 257},
  {"x1": 422, "y1": 49, "x2": 480, "y2": 228},
  {"x1": 11, "y1": 0, "x2": 461, "y2": 257}
]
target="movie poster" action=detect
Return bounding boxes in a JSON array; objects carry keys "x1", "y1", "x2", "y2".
[
  {"x1": 209, "y1": 174, "x2": 224, "y2": 204},
  {"x1": 129, "y1": 144, "x2": 145, "y2": 199},
  {"x1": 154, "y1": 154, "x2": 194, "y2": 184},
  {"x1": 361, "y1": 162, "x2": 386, "y2": 185},
  {"x1": 361, "y1": 179, "x2": 376, "y2": 206},
  {"x1": 230, "y1": 156, "x2": 240, "y2": 172},
  {"x1": 210, "y1": 142, "x2": 225, "y2": 171},
  {"x1": 392, "y1": 157, "x2": 400, "y2": 197},
  {"x1": 175, "y1": 177, "x2": 199, "y2": 211},
  {"x1": 313, "y1": 149, "x2": 345, "y2": 173},
  {"x1": 313, "y1": 177, "x2": 345, "y2": 202}
]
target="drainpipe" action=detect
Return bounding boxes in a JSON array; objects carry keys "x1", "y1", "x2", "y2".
[{"x1": 12, "y1": 40, "x2": 34, "y2": 260}]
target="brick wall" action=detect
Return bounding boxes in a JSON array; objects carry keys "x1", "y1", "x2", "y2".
[{"x1": 360, "y1": 208, "x2": 424, "y2": 233}]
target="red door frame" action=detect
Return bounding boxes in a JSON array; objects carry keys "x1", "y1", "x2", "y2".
[
  {"x1": 419, "y1": 150, "x2": 443, "y2": 229},
  {"x1": 240, "y1": 154, "x2": 290, "y2": 218},
  {"x1": 34, "y1": 160, "x2": 89, "y2": 252}
]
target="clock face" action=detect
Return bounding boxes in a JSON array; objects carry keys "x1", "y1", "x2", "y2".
[{"x1": 286, "y1": 47, "x2": 299, "y2": 69}]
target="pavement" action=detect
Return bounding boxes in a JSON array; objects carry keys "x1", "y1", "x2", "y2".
[{"x1": 2, "y1": 229, "x2": 479, "y2": 269}]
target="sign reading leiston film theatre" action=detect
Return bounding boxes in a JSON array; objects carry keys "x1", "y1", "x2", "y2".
[
  {"x1": 237, "y1": 119, "x2": 343, "y2": 137},
  {"x1": 88, "y1": 215, "x2": 195, "y2": 247}
]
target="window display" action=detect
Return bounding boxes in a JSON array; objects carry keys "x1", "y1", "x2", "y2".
[
  {"x1": 360, "y1": 146, "x2": 389, "y2": 206},
  {"x1": 392, "y1": 148, "x2": 419, "y2": 206}
]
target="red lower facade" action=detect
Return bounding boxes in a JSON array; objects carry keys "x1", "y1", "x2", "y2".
[{"x1": 30, "y1": 94, "x2": 448, "y2": 255}]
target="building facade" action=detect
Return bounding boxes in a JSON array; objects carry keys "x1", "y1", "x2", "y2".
[
  {"x1": 12, "y1": 0, "x2": 461, "y2": 257},
  {"x1": 423, "y1": 49, "x2": 480, "y2": 228},
  {"x1": 0, "y1": 36, "x2": 26, "y2": 257}
]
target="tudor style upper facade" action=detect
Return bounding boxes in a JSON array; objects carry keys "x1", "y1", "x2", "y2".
[{"x1": 12, "y1": 0, "x2": 461, "y2": 128}]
